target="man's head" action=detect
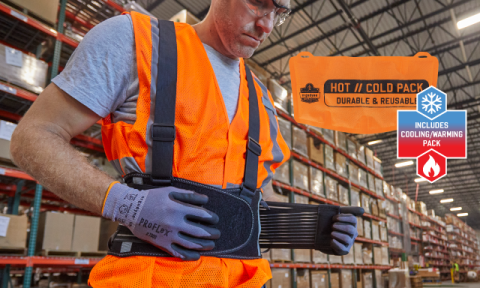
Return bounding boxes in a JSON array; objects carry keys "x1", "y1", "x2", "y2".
[{"x1": 208, "y1": 0, "x2": 290, "y2": 59}]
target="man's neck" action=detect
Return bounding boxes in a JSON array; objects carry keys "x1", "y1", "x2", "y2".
[{"x1": 193, "y1": 17, "x2": 239, "y2": 60}]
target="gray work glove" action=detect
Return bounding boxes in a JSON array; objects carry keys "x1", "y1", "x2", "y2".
[
  {"x1": 102, "y1": 183, "x2": 221, "y2": 261},
  {"x1": 331, "y1": 206, "x2": 362, "y2": 255}
]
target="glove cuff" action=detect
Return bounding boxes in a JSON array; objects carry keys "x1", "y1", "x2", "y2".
[
  {"x1": 102, "y1": 182, "x2": 134, "y2": 221},
  {"x1": 102, "y1": 181, "x2": 120, "y2": 215}
]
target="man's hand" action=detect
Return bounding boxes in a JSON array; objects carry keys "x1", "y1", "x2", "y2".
[
  {"x1": 103, "y1": 183, "x2": 221, "y2": 260},
  {"x1": 331, "y1": 206, "x2": 363, "y2": 255}
]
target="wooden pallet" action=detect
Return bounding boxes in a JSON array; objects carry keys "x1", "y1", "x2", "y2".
[
  {"x1": 0, "y1": 247, "x2": 26, "y2": 255},
  {"x1": 77, "y1": 251, "x2": 107, "y2": 258},
  {"x1": 39, "y1": 250, "x2": 78, "y2": 257},
  {"x1": 39, "y1": 250, "x2": 108, "y2": 257},
  {"x1": 271, "y1": 259, "x2": 293, "y2": 263}
]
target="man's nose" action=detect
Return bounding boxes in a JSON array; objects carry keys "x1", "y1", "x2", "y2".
[{"x1": 256, "y1": 12, "x2": 275, "y2": 35}]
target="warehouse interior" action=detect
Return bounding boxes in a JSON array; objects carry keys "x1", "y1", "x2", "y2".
[{"x1": 0, "y1": 0, "x2": 479, "y2": 287}]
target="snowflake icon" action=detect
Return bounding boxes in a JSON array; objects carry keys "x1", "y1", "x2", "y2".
[
  {"x1": 416, "y1": 86, "x2": 447, "y2": 120},
  {"x1": 422, "y1": 92, "x2": 442, "y2": 114}
]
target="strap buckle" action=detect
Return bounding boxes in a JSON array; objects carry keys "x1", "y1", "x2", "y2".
[
  {"x1": 247, "y1": 137, "x2": 262, "y2": 156},
  {"x1": 151, "y1": 123, "x2": 176, "y2": 142}
]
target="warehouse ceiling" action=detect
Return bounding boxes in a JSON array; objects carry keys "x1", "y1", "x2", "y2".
[{"x1": 131, "y1": 0, "x2": 480, "y2": 228}]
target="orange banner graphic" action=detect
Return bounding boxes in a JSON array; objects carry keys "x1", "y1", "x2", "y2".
[{"x1": 289, "y1": 52, "x2": 438, "y2": 134}]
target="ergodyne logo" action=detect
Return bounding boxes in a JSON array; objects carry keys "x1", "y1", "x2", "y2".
[{"x1": 300, "y1": 83, "x2": 320, "y2": 103}]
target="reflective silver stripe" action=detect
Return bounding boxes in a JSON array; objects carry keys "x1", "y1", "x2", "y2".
[
  {"x1": 144, "y1": 17, "x2": 160, "y2": 174},
  {"x1": 110, "y1": 157, "x2": 143, "y2": 176},
  {"x1": 254, "y1": 78, "x2": 285, "y2": 188},
  {"x1": 226, "y1": 183, "x2": 241, "y2": 189}
]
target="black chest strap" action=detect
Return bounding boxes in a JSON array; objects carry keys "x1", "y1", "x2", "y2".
[{"x1": 150, "y1": 20, "x2": 261, "y2": 201}]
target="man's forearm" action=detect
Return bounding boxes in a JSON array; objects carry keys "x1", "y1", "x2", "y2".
[{"x1": 10, "y1": 122, "x2": 113, "y2": 215}]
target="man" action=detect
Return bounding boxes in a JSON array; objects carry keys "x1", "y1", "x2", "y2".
[{"x1": 10, "y1": 0, "x2": 358, "y2": 287}]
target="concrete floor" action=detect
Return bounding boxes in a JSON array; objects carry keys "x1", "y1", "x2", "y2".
[{"x1": 423, "y1": 281, "x2": 480, "y2": 287}]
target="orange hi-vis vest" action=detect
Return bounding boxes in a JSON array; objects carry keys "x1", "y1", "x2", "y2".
[{"x1": 90, "y1": 11, "x2": 290, "y2": 288}]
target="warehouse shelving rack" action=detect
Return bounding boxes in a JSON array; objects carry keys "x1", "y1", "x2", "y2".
[
  {"x1": 421, "y1": 214, "x2": 450, "y2": 277},
  {"x1": 445, "y1": 214, "x2": 480, "y2": 279},
  {"x1": 271, "y1": 105, "x2": 391, "y2": 288},
  {"x1": 0, "y1": 1, "x2": 125, "y2": 287}
]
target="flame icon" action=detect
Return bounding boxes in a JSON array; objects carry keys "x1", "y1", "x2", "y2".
[{"x1": 423, "y1": 155, "x2": 440, "y2": 177}]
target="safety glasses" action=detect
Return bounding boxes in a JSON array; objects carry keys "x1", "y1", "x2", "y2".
[{"x1": 243, "y1": 0, "x2": 292, "y2": 26}]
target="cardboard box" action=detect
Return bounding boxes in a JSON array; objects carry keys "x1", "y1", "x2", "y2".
[
  {"x1": 338, "y1": 185, "x2": 349, "y2": 205},
  {"x1": 322, "y1": 129, "x2": 335, "y2": 145},
  {"x1": 294, "y1": 249, "x2": 311, "y2": 263},
  {"x1": 271, "y1": 268, "x2": 292, "y2": 288},
  {"x1": 9, "y1": 0, "x2": 60, "y2": 25},
  {"x1": 367, "y1": 173, "x2": 375, "y2": 192},
  {"x1": 375, "y1": 270, "x2": 384, "y2": 288},
  {"x1": 169, "y1": 9, "x2": 200, "y2": 24},
  {"x1": 416, "y1": 202, "x2": 427, "y2": 215},
  {"x1": 372, "y1": 221, "x2": 380, "y2": 241},
  {"x1": 363, "y1": 272, "x2": 373, "y2": 288},
  {"x1": 330, "y1": 254, "x2": 343, "y2": 264},
  {"x1": 262, "y1": 250, "x2": 271, "y2": 261},
  {"x1": 335, "y1": 131, "x2": 347, "y2": 152},
  {"x1": 359, "y1": 169, "x2": 367, "y2": 188},
  {"x1": 361, "y1": 194, "x2": 371, "y2": 214},
  {"x1": 294, "y1": 194, "x2": 309, "y2": 204},
  {"x1": 382, "y1": 246, "x2": 389, "y2": 265},
  {"x1": 312, "y1": 250, "x2": 328, "y2": 263},
  {"x1": 389, "y1": 269, "x2": 410, "y2": 288},
  {"x1": 363, "y1": 244, "x2": 373, "y2": 264},
  {"x1": 271, "y1": 249, "x2": 292, "y2": 262},
  {"x1": 296, "y1": 269, "x2": 310, "y2": 288},
  {"x1": 343, "y1": 248, "x2": 354, "y2": 264},
  {"x1": 347, "y1": 139, "x2": 357, "y2": 159},
  {"x1": 348, "y1": 163, "x2": 359, "y2": 184},
  {"x1": 375, "y1": 178, "x2": 383, "y2": 196},
  {"x1": 310, "y1": 167, "x2": 324, "y2": 197},
  {"x1": 37, "y1": 212, "x2": 75, "y2": 252},
  {"x1": 354, "y1": 243, "x2": 363, "y2": 264},
  {"x1": 308, "y1": 137, "x2": 324, "y2": 165},
  {"x1": 273, "y1": 161, "x2": 290, "y2": 184},
  {"x1": 278, "y1": 117, "x2": 292, "y2": 149},
  {"x1": 293, "y1": 126, "x2": 308, "y2": 157},
  {"x1": 268, "y1": 79, "x2": 290, "y2": 112},
  {"x1": 373, "y1": 246, "x2": 382, "y2": 264},
  {"x1": 71, "y1": 215, "x2": 101, "y2": 252},
  {"x1": 0, "y1": 214, "x2": 27, "y2": 248},
  {"x1": 325, "y1": 176, "x2": 338, "y2": 201},
  {"x1": 98, "y1": 219, "x2": 119, "y2": 251},
  {"x1": 341, "y1": 270, "x2": 353, "y2": 288},
  {"x1": 357, "y1": 146, "x2": 366, "y2": 165},
  {"x1": 378, "y1": 200, "x2": 386, "y2": 218},
  {"x1": 0, "y1": 44, "x2": 48, "y2": 94},
  {"x1": 331, "y1": 272, "x2": 340, "y2": 288},
  {"x1": 371, "y1": 199, "x2": 379, "y2": 216},
  {"x1": 325, "y1": 145, "x2": 335, "y2": 171},
  {"x1": 417, "y1": 268, "x2": 440, "y2": 278},
  {"x1": 365, "y1": 148, "x2": 374, "y2": 169},
  {"x1": 335, "y1": 152, "x2": 348, "y2": 177},
  {"x1": 311, "y1": 270, "x2": 328, "y2": 288},
  {"x1": 357, "y1": 216, "x2": 364, "y2": 237},
  {"x1": 380, "y1": 226, "x2": 388, "y2": 242},
  {"x1": 364, "y1": 220, "x2": 371, "y2": 239},
  {"x1": 350, "y1": 187, "x2": 360, "y2": 207},
  {"x1": 293, "y1": 160, "x2": 309, "y2": 191},
  {"x1": 383, "y1": 182, "x2": 392, "y2": 198},
  {"x1": 374, "y1": 158, "x2": 382, "y2": 176}
]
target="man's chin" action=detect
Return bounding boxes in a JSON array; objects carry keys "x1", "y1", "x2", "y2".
[{"x1": 232, "y1": 45, "x2": 256, "y2": 59}]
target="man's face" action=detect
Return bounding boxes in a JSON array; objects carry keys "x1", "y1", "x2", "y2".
[{"x1": 212, "y1": 0, "x2": 289, "y2": 58}]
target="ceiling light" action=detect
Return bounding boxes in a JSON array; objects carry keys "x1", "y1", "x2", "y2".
[
  {"x1": 429, "y1": 189, "x2": 444, "y2": 194},
  {"x1": 395, "y1": 160, "x2": 414, "y2": 168},
  {"x1": 450, "y1": 207, "x2": 462, "y2": 211},
  {"x1": 457, "y1": 12, "x2": 480, "y2": 29},
  {"x1": 414, "y1": 177, "x2": 428, "y2": 183},
  {"x1": 440, "y1": 198, "x2": 454, "y2": 203},
  {"x1": 367, "y1": 140, "x2": 382, "y2": 145},
  {"x1": 457, "y1": 213, "x2": 468, "y2": 217}
]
